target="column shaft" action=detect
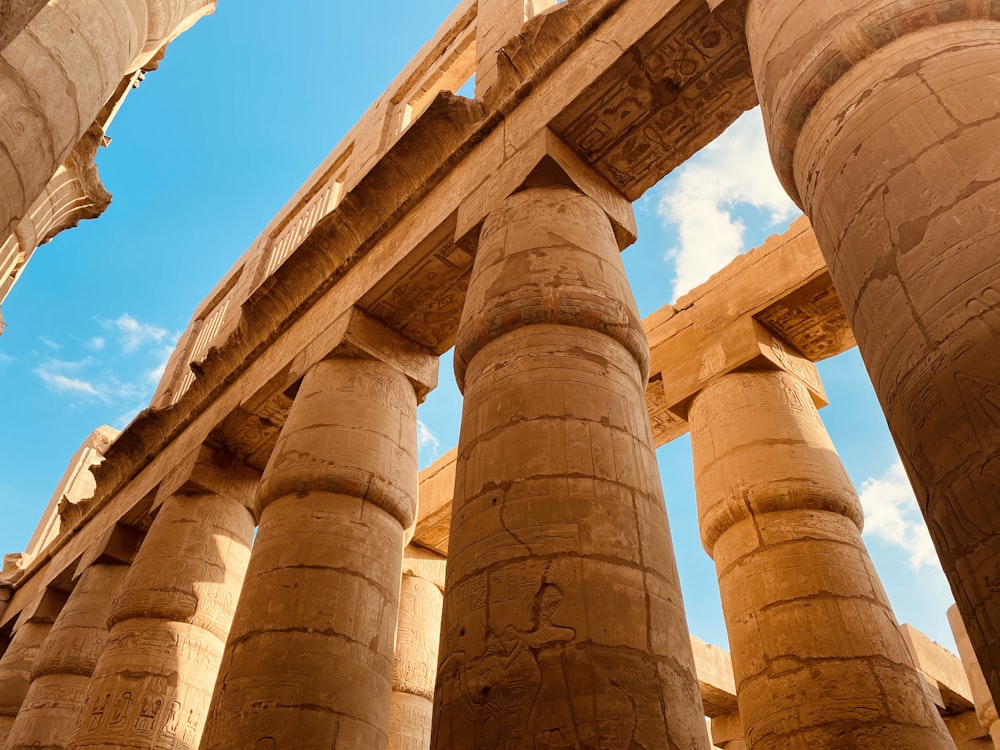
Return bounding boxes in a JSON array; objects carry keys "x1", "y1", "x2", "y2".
[
  {"x1": 746, "y1": 0, "x2": 1000, "y2": 702},
  {"x1": 390, "y1": 547, "x2": 445, "y2": 750},
  {"x1": 689, "y1": 370, "x2": 952, "y2": 749},
  {"x1": 0, "y1": 621, "x2": 53, "y2": 743},
  {"x1": 203, "y1": 357, "x2": 419, "y2": 749},
  {"x1": 67, "y1": 487, "x2": 253, "y2": 749},
  {"x1": 433, "y1": 186, "x2": 708, "y2": 750},
  {"x1": 5, "y1": 563, "x2": 127, "y2": 749}
]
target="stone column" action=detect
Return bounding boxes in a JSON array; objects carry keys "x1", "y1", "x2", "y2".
[
  {"x1": 745, "y1": 0, "x2": 1000, "y2": 702},
  {"x1": 950, "y1": 604, "x2": 1000, "y2": 749},
  {"x1": 67, "y1": 448, "x2": 255, "y2": 750},
  {"x1": 689, "y1": 369, "x2": 953, "y2": 749},
  {"x1": 5, "y1": 563, "x2": 128, "y2": 749},
  {"x1": 0, "y1": 591, "x2": 64, "y2": 744},
  {"x1": 433, "y1": 185, "x2": 708, "y2": 750},
  {"x1": 390, "y1": 547, "x2": 446, "y2": 750},
  {"x1": 0, "y1": 0, "x2": 215, "y2": 242},
  {"x1": 203, "y1": 356, "x2": 422, "y2": 749}
]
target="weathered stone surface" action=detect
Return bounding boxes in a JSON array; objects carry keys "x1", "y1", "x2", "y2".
[
  {"x1": 434, "y1": 185, "x2": 708, "y2": 750},
  {"x1": 0, "y1": 622, "x2": 53, "y2": 744},
  {"x1": 5, "y1": 563, "x2": 127, "y2": 749},
  {"x1": 390, "y1": 547, "x2": 446, "y2": 750},
  {"x1": 690, "y1": 369, "x2": 953, "y2": 750},
  {"x1": 747, "y1": 0, "x2": 1000, "y2": 706},
  {"x1": 203, "y1": 357, "x2": 420, "y2": 749},
  {"x1": 67, "y1": 453, "x2": 254, "y2": 750}
]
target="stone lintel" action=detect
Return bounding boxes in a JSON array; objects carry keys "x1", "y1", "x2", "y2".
[
  {"x1": 655, "y1": 315, "x2": 826, "y2": 422},
  {"x1": 647, "y1": 217, "x2": 852, "y2": 360},
  {"x1": 455, "y1": 127, "x2": 636, "y2": 250},
  {"x1": 689, "y1": 635, "x2": 738, "y2": 718},
  {"x1": 412, "y1": 448, "x2": 458, "y2": 556},
  {"x1": 902, "y1": 623, "x2": 975, "y2": 713},
  {"x1": 73, "y1": 522, "x2": 144, "y2": 575}
]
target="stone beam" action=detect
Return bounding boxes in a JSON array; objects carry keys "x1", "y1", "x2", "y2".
[
  {"x1": 901, "y1": 623, "x2": 976, "y2": 715},
  {"x1": 644, "y1": 215, "x2": 855, "y2": 446}
]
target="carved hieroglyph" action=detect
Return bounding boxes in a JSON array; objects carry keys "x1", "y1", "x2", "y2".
[
  {"x1": 746, "y1": 0, "x2": 1000, "y2": 703},
  {"x1": 434, "y1": 186, "x2": 708, "y2": 750},
  {"x1": 203, "y1": 357, "x2": 420, "y2": 749},
  {"x1": 689, "y1": 370, "x2": 953, "y2": 749},
  {"x1": 5, "y1": 563, "x2": 127, "y2": 749}
]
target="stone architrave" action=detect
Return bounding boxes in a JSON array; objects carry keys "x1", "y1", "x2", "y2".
[
  {"x1": 203, "y1": 356, "x2": 422, "y2": 749},
  {"x1": 689, "y1": 369, "x2": 954, "y2": 749},
  {"x1": 5, "y1": 563, "x2": 128, "y2": 749},
  {"x1": 390, "y1": 546, "x2": 446, "y2": 750},
  {"x1": 744, "y1": 0, "x2": 1000, "y2": 702},
  {"x1": 432, "y1": 185, "x2": 709, "y2": 750},
  {"x1": 66, "y1": 449, "x2": 256, "y2": 750}
]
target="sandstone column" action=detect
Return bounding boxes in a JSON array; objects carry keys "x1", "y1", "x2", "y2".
[
  {"x1": 745, "y1": 0, "x2": 1000, "y2": 702},
  {"x1": 0, "y1": 591, "x2": 64, "y2": 743},
  {"x1": 67, "y1": 448, "x2": 255, "y2": 750},
  {"x1": 5, "y1": 563, "x2": 128, "y2": 749},
  {"x1": 390, "y1": 547, "x2": 446, "y2": 750},
  {"x1": 433, "y1": 185, "x2": 708, "y2": 750},
  {"x1": 689, "y1": 369, "x2": 953, "y2": 749},
  {"x1": 950, "y1": 604, "x2": 1000, "y2": 749},
  {"x1": 203, "y1": 355, "x2": 422, "y2": 748},
  {"x1": 0, "y1": 0, "x2": 215, "y2": 241}
]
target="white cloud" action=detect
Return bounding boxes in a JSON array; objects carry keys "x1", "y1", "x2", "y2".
[
  {"x1": 0, "y1": 351, "x2": 13, "y2": 364},
  {"x1": 38, "y1": 335, "x2": 61, "y2": 350},
  {"x1": 657, "y1": 108, "x2": 799, "y2": 300},
  {"x1": 859, "y1": 460, "x2": 938, "y2": 570},
  {"x1": 417, "y1": 419, "x2": 441, "y2": 457},
  {"x1": 112, "y1": 313, "x2": 172, "y2": 353},
  {"x1": 34, "y1": 363, "x2": 106, "y2": 402},
  {"x1": 86, "y1": 336, "x2": 106, "y2": 351}
]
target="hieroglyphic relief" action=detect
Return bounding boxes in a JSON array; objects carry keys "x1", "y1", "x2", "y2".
[
  {"x1": 755, "y1": 273, "x2": 855, "y2": 361},
  {"x1": 551, "y1": 0, "x2": 757, "y2": 199},
  {"x1": 363, "y1": 233, "x2": 476, "y2": 353}
]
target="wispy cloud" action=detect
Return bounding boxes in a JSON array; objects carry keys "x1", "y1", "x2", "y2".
[
  {"x1": 417, "y1": 419, "x2": 441, "y2": 459},
  {"x1": 34, "y1": 360, "x2": 107, "y2": 402},
  {"x1": 111, "y1": 313, "x2": 172, "y2": 353},
  {"x1": 0, "y1": 351, "x2": 13, "y2": 365},
  {"x1": 30, "y1": 315, "x2": 179, "y2": 426},
  {"x1": 38, "y1": 335, "x2": 61, "y2": 350},
  {"x1": 657, "y1": 108, "x2": 799, "y2": 300},
  {"x1": 860, "y1": 460, "x2": 938, "y2": 570}
]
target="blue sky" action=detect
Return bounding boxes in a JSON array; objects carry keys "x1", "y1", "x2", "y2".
[{"x1": 0, "y1": 1, "x2": 956, "y2": 654}]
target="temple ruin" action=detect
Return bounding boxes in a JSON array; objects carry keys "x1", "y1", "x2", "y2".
[{"x1": 1, "y1": 0, "x2": 998, "y2": 748}]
